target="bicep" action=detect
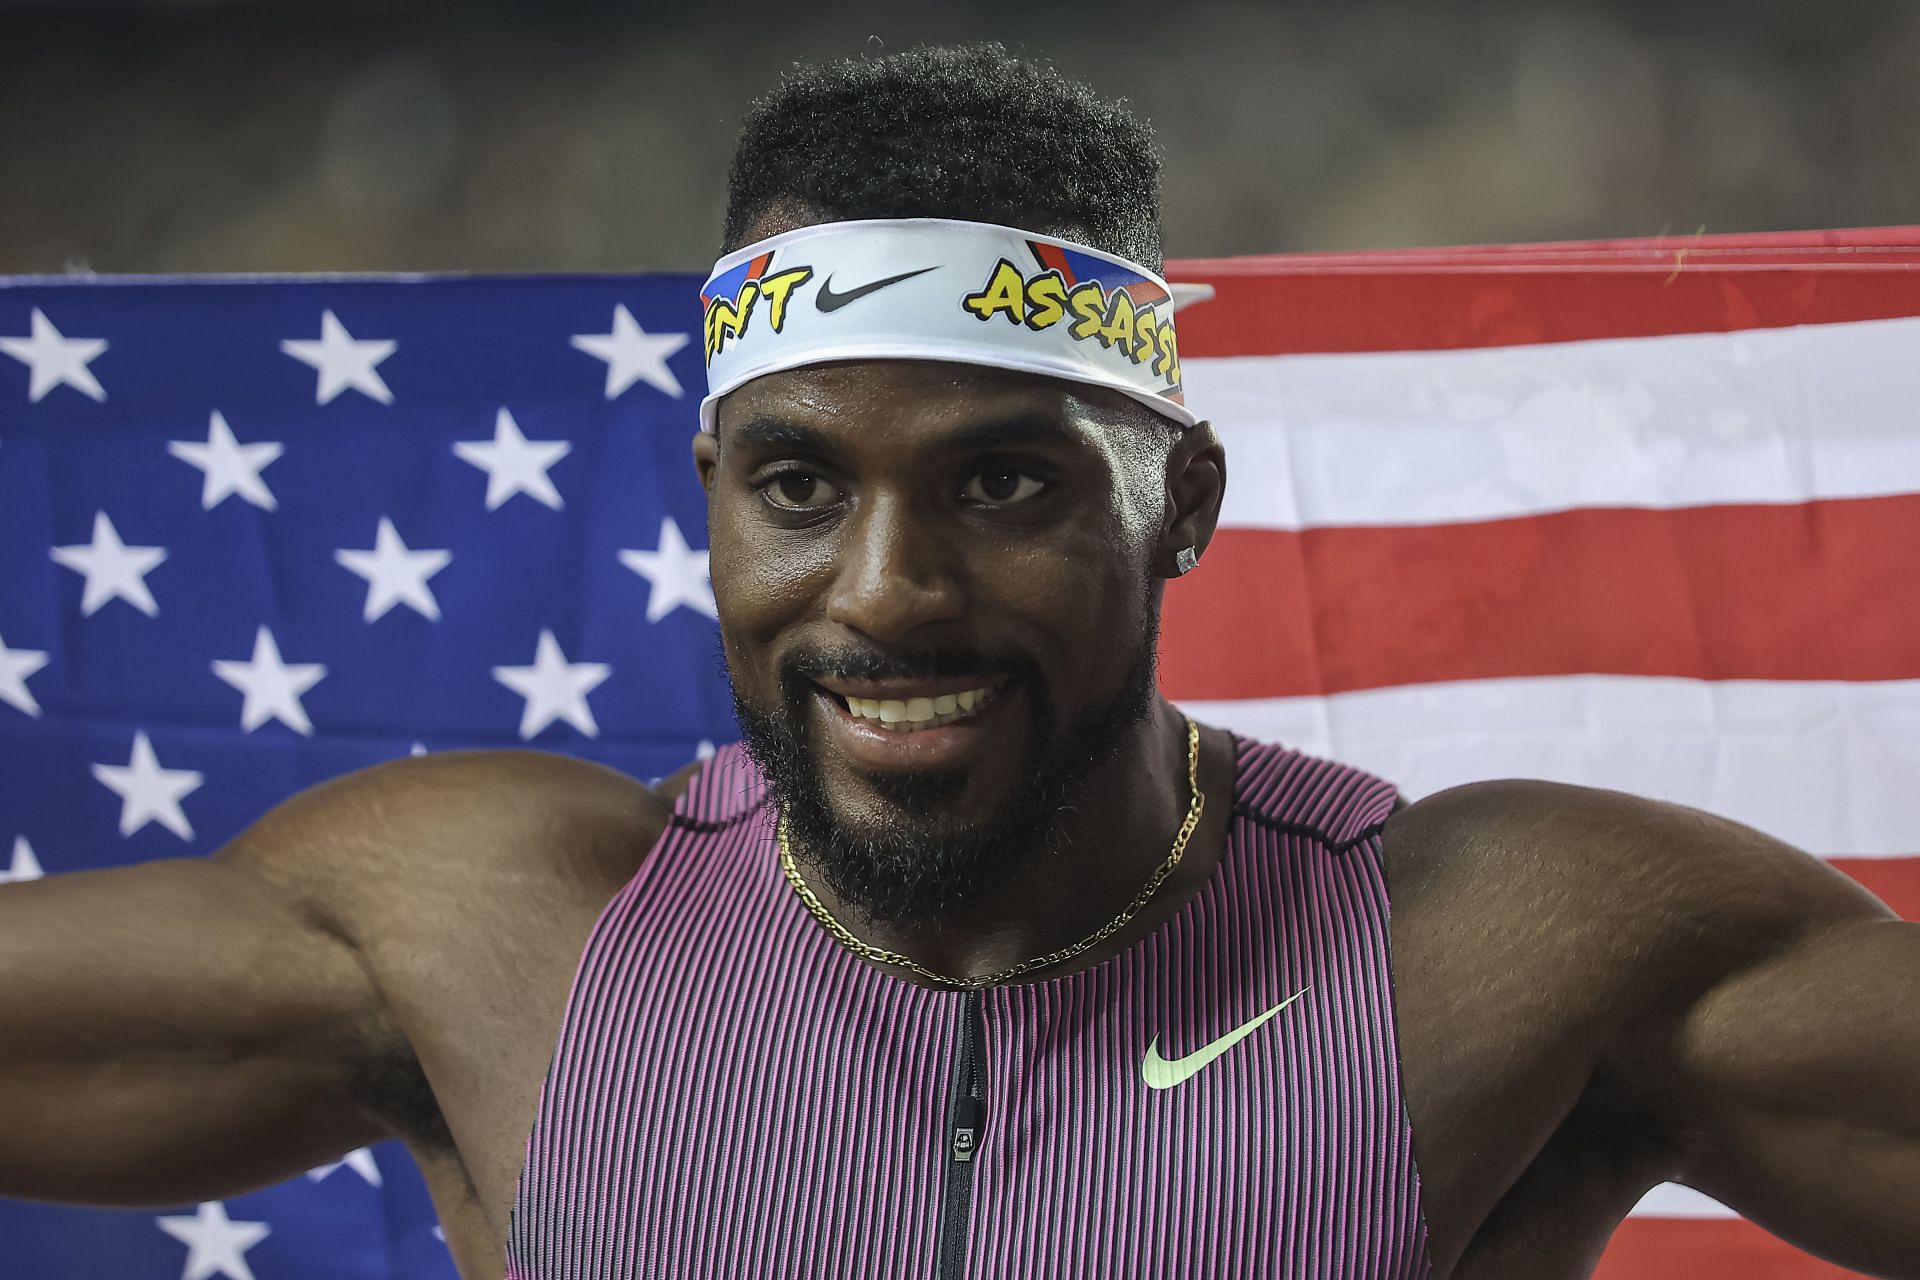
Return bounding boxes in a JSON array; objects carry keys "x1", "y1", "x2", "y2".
[
  {"x1": 0, "y1": 856, "x2": 392, "y2": 1206},
  {"x1": 1664, "y1": 913, "x2": 1920, "y2": 1276}
]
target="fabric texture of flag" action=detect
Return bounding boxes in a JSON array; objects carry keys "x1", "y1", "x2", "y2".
[{"x1": 2, "y1": 228, "x2": 1915, "y2": 1278}]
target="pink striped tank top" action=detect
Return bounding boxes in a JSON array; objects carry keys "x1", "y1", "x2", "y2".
[{"x1": 507, "y1": 735, "x2": 1434, "y2": 1278}]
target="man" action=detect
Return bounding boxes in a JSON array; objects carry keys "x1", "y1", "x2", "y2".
[{"x1": 1, "y1": 43, "x2": 1915, "y2": 1280}]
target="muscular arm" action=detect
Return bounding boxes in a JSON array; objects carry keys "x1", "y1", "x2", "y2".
[
  {"x1": 1657, "y1": 861, "x2": 1920, "y2": 1275},
  {"x1": 1526, "y1": 785, "x2": 1920, "y2": 1277},
  {"x1": 0, "y1": 749, "x2": 633, "y2": 1209},
  {"x1": 0, "y1": 850, "x2": 393, "y2": 1205}
]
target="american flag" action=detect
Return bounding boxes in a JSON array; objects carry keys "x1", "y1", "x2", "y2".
[{"x1": 2, "y1": 231, "x2": 1915, "y2": 1277}]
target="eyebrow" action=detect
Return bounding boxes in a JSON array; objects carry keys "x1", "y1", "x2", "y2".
[
  {"x1": 727, "y1": 411, "x2": 1082, "y2": 457},
  {"x1": 728, "y1": 415, "x2": 829, "y2": 452},
  {"x1": 939, "y1": 414, "x2": 1083, "y2": 455}
]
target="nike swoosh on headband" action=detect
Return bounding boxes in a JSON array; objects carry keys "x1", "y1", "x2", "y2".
[
  {"x1": 814, "y1": 265, "x2": 941, "y2": 312},
  {"x1": 1140, "y1": 987, "x2": 1311, "y2": 1090}
]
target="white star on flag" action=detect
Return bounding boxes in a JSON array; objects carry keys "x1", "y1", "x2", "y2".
[
  {"x1": 492, "y1": 629, "x2": 611, "y2": 739},
  {"x1": 570, "y1": 304, "x2": 689, "y2": 399},
  {"x1": 2, "y1": 836, "x2": 43, "y2": 885},
  {"x1": 93, "y1": 731, "x2": 204, "y2": 840},
  {"x1": 307, "y1": 1146, "x2": 382, "y2": 1187},
  {"x1": 0, "y1": 633, "x2": 50, "y2": 718},
  {"x1": 334, "y1": 517, "x2": 452, "y2": 621},
  {"x1": 280, "y1": 309, "x2": 396, "y2": 405},
  {"x1": 454, "y1": 407, "x2": 571, "y2": 511},
  {"x1": 619, "y1": 516, "x2": 717, "y2": 622},
  {"x1": 167, "y1": 411, "x2": 284, "y2": 511},
  {"x1": 0, "y1": 307, "x2": 108, "y2": 402},
  {"x1": 50, "y1": 511, "x2": 168, "y2": 617},
  {"x1": 212, "y1": 626, "x2": 327, "y2": 735},
  {"x1": 155, "y1": 1200, "x2": 271, "y2": 1280}
]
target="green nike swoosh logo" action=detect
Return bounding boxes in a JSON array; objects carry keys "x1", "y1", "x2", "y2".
[{"x1": 1141, "y1": 987, "x2": 1311, "y2": 1090}]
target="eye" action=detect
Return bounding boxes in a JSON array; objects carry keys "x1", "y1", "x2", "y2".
[
  {"x1": 962, "y1": 467, "x2": 1047, "y2": 505},
  {"x1": 757, "y1": 469, "x2": 841, "y2": 512}
]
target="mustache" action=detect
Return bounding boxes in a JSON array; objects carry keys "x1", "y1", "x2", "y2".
[{"x1": 778, "y1": 645, "x2": 1040, "y2": 688}]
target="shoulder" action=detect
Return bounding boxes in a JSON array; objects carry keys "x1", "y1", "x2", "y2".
[
  {"x1": 219, "y1": 748, "x2": 698, "y2": 931},
  {"x1": 1381, "y1": 776, "x2": 1890, "y2": 981},
  {"x1": 1379, "y1": 778, "x2": 1896, "y2": 1119},
  {"x1": 266, "y1": 747, "x2": 683, "y2": 859}
]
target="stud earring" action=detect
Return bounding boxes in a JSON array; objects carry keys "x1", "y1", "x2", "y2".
[{"x1": 1174, "y1": 546, "x2": 1200, "y2": 575}]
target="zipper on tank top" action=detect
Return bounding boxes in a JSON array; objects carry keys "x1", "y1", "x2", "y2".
[{"x1": 936, "y1": 988, "x2": 986, "y2": 1279}]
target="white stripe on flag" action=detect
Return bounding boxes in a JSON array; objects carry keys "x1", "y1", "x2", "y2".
[
  {"x1": 1631, "y1": 1183, "x2": 1741, "y2": 1219},
  {"x1": 1189, "y1": 315, "x2": 1920, "y2": 530},
  {"x1": 1181, "y1": 675, "x2": 1920, "y2": 857}
]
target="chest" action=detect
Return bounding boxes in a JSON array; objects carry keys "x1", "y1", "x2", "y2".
[
  {"x1": 498, "y1": 813, "x2": 1433, "y2": 1279},
  {"x1": 392, "y1": 789, "x2": 1673, "y2": 1280}
]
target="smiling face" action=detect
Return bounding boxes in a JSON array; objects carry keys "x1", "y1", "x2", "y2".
[{"x1": 695, "y1": 359, "x2": 1181, "y2": 924}]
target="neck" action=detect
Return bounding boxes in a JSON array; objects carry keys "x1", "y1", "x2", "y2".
[{"x1": 786, "y1": 698, "x2": 1236, "y2": 987}]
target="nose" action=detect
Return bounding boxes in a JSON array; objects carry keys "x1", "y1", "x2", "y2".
[{"x1": 824, "y1": 493, "x2": 965, "y2": 644}]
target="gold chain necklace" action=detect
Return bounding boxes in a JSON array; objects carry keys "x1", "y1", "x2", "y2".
[{"x1": 777, "y1": 715, "x2": 1204, "y2": 990}]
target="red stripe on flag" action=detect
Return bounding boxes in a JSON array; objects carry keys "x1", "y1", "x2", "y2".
[
  {"x1": 1188, "y1": 224, "x2": 1920, "y2": 268},
  {"x1": 1158, "y1": 493, "x2": 1920, "y2": 699},
  {"x1": 1167, "y1": 226, "x2": 1920, "y2": 357},
  {"x1": 1596, "y1": 1217, "x2": 1873, "y2": 1280},
  {"x1": 1831, "y1": 857, "x2": 1920, "y2": 921}
]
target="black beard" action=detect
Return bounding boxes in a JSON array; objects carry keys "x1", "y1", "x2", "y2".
[{"x1": 729, "y1": 623, "x2": 1159, "y2": 927}]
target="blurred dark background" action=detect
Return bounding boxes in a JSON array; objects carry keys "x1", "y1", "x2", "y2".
[{"x1": 3, "y1": 0, "x2": 1917, "y2": 275}]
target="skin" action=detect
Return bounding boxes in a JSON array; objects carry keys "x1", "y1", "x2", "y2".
[
  {"x1": 2, "y1": 260, "x2": 1918, "y2": 1280},
  {"x1": 703, "y1": 359, "x2": 1224, "y2": 961}
]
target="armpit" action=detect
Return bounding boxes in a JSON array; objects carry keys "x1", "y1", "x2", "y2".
[{"x1": 339, "y1": 1031, "x2": 456, "y2": 1152}]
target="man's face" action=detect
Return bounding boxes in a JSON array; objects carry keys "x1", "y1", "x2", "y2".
[{"x1": 695, "y1": 359, "x2": 1170, "y2": 924}]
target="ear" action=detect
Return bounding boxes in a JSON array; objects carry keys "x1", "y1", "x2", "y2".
[
  {"x1": 691, "y1": 429, "x2": 720, "y2": 496},
  {"x1": 1156, "y1": 420, "x2": 1226, "y2": 579}
]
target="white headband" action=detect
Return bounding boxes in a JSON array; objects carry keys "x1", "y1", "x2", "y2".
[{"x1": 697, "y1": 218, "x2": 1193, "y2": 432}]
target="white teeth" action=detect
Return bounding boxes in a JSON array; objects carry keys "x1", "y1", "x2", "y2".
[{"x1": 839, "y1": 685, "x2": 995, "y2": 731}]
